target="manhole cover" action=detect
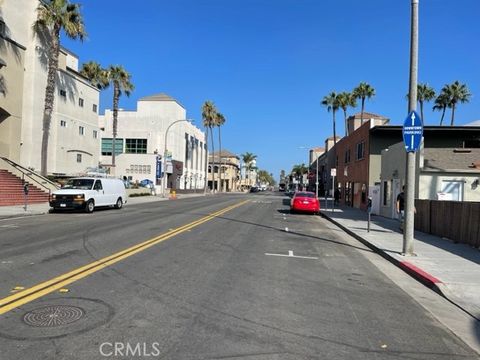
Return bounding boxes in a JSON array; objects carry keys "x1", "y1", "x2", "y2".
[{"x1": 23, "y1": 305, "x2": 85, "y2": 327}]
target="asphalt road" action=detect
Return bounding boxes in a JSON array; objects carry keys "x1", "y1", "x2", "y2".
[{"x1": 0, "y1": 192, "x2": 478, "y2": 359}]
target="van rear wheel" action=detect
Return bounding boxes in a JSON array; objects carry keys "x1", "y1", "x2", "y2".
[
  {"x1": 85, "y1": 200, "x2": 95, "y2": 213},
  {"x1": 115, "y1": 197, "x2": 123, "y2": 209}
]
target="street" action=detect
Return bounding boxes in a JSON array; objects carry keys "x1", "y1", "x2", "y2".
[{"x1": 0, "y1": 193, "x2": 478, "y2": 359}]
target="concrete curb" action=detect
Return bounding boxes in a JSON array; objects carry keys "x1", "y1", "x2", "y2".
[{"x1": 319, "y1": 211, "x2": 445, "y2": 293}]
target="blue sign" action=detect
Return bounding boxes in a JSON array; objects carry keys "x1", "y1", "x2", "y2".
[
  {"x1": 156, "y1": 157, "x2": 162, "y2": 179},
  {"x1": 403, "y1": 110, "x2": 423, "y2": 152}
]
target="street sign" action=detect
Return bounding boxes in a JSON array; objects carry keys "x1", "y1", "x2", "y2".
[
  {"x1": 403, "y1": 110, "x2": 423, "y2": 152},
  {"x1": 330, "y1": 168, "x2": 336, "y2": 177}
]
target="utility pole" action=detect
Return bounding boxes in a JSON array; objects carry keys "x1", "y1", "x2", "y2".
[{"x1": 404, "y1": 0, "x2": 419, "y2": 256}]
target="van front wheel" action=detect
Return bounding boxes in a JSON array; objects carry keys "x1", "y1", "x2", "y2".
[
  {"x1": 115, "y1": 198, "x2": 123, "y2": 209},
  {"x1": 85, "y1": 200, "x2": 95, "y2": 213}
]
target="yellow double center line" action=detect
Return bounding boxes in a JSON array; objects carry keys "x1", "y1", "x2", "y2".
[{"x1": 0, "y1": 200, "x2": 249, "y2": 315}]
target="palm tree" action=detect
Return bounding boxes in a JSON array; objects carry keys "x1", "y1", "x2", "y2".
[
  {"x1": 241, "y1": 152, "x2": 257, "y2": 188},
  {"x1": 216, "y1": 112, "x2": 226, "y2": 192},
  {"x1": 445, "y1": 81, "x2": 471, "y2": 126},
  {"x1": 321, "y1": 92, "x2": 340, "y2": 147},
  {"x1": 352, "y1": 82, "x2": 375, "y2": 125},
  {"x1": 291, "y1": 163, "x2": 308, "y2": 189},
  {"x1": 80, "y1": 61, "x2": 109, "y2": 90},
  {"x1": 34, "y1": 0, "x2": 86, "y2": 176},
  {"x1": 415, "y1": 83, "x2": 436, "y2": 122},
  {"x1": 433, "y1": 93, "x2": 450, "y2": 126},
  {"x1": 337, "y1": 92, "x2": 357, "y2": 136},
  {"x1": 202, "y1": 101, "x2": 217, "y2": 192},
  {"x1": 106, "y1": 66, "x2": 134, "y2": 168}
]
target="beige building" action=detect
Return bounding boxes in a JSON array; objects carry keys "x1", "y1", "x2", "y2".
[
  {"x1": 208, "y1": 150, "x2": 240, "y2": 192},
  {"x1": 99, "y1": 93, "x2": 206, "y2": 190},
  {"x1": 0, "y1": 0, "x2": 100, "y2": 175}
]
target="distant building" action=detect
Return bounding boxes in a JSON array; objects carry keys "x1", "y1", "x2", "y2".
[
  {"x1": 0, "y1": 0, "x2": 100, "y2": 175},
  {"x1": 99, "y1": 93, "x2": 206, "y2": 190},
  {"x1": 208, "y1": 150, "x2": 240, "y2": 192}
]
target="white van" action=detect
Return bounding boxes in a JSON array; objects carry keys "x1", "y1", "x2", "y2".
[{"x1": 50, "y1": 177, "x2": 127, "y2": 213}]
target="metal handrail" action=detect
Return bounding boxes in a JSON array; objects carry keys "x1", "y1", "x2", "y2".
[{"x1": 0, "y1": 157, "x2": 59, "y2": 196}]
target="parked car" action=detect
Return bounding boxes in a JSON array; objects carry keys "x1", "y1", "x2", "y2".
[
  {"x1": 250, "y1": 186, "x2": 259, "y2": 193},
  {"x1": 139, "y1": 179, "x2": 154, "y2": 188},
  {"x1": 50, "y1": 177, "x2": 127, "y2": 213},
  {"x1": 290, "y1": 191, "x2": 320, "y2": 214}
]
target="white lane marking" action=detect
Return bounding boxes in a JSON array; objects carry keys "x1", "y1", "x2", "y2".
[
  {"x1": 0, "y1": 224, "x2": 18, "y2": 228},
  {"x1": 265, "y1": 250, "x2": 318, "y2": 260}
]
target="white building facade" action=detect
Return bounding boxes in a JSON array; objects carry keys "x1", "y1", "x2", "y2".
[
  {"x1": 99, "y1": 94, "x2": 206, "y2": 190},
  {"x1": 0, "y1": 0, "x2": 100, "y2": 175}
]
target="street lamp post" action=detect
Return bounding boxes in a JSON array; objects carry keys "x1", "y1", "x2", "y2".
[{"x1": 162, "y1": 119, "x2": 192, "y2": 197}]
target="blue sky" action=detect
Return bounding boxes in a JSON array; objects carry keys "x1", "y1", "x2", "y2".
[{"x1": 62, "y1": 0, "x2": 479, "y2": 180}]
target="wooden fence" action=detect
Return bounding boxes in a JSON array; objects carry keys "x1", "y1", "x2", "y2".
[{"x1": 415, "y1": 199, "x2": 480, "y2": 248}]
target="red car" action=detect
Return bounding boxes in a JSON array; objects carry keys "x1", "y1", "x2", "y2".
[{"x1": 290, "y1": 191, "x2": 320, "y2": 214}]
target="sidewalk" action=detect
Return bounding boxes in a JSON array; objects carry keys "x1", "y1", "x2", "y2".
[
  {"x1": 320, "y1": 200, "x2": 480, "y2": 320},
  {"x1": 0, "y1": 192, "x2": 207, "y2": 220}
]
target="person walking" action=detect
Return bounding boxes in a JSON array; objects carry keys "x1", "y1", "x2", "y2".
[{"x1": 396, "y1": 186, "x2": 405, "y2": 230}]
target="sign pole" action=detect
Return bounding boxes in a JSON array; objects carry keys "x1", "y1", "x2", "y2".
[{"x1": 404, "y1": 0, "x2": 419, "y2": 256}]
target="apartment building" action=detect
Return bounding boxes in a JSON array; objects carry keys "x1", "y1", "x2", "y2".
[{"x1": 0, "y1": 0, "x2": 100, "y2": 175}]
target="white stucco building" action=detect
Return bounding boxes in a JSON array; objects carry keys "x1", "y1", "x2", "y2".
[
  {"x1": 99, "y1": 93, "x2": 206, "y2": 190},
  {"x1": 0, "y1": 0, "x2": 100, "y2": 175}
]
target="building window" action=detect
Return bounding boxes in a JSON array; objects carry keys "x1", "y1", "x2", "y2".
[
  {"x1": 79, "y1": 126, "x2": 85, "y2": 135},
  {"x1": 93, "y1": 130, "x2": 98, "y2": 139},
  {"x1": 92, "y1": 104, "x2": 98, "y2": 113},
  {"x1": 79, "y1": 98, "x2": 84, "y2": 107},
  {"x1": 60, "y1": 120, "x2": 67, "y2": 127},
  {"x1": 344, "y1": 149, "x2": 351, "y2": 164},
  {"x1": 76, "y1": 154, "x2": 82, "y2": 163},
  {"x1": 59, "y1": 89, "x2": 67, "y2": 97},
  {"x1": 356, "y1": 141, "x2": 365, "y2": 160},
  {"x1": 125, "y1": 138, "x2": 147, "y2": 154},
  {"x1": 101, "y1": 138, "x2": 124, "y2": 156}
]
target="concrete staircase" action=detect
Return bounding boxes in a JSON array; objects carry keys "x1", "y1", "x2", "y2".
[{"x1": 0, "y1": 169, "x2": 50, "y2": 206}]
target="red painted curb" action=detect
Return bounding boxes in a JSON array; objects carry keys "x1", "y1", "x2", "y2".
[{"x1": 399, "y1": 261, "x2": 442, "y2": 285}]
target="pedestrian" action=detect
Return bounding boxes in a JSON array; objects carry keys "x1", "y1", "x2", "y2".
[
  {"x1": 396, "y1": 186, "x2": 405, "y2": 230},
  {"x1": 334, "y1": 188, "x2": 340, "y2": 205}
]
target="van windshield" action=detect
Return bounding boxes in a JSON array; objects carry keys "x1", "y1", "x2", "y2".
[{"x1": 62, "y1": 179, "x2": 94, "y2": 190}]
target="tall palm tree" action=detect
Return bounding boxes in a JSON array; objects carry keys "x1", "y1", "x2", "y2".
[
  {"x1": 216, "y1": 112, "x2": 226, "y2": 192},
  {"x1": 80, "y1": 61, "x2": 109, "y2": 90},
  {"x1": 416, "y1": 83, "x2": 436, "y2": 122},
  {"x1": 352, "y1": 82, "x2": 375, "y2": 125},
  {"x1": 321, "y1": 92, "x2": 340, "y2": 147},
  {"x1": 241, "y1": 152, "x2": 257, "y2": 188},
  {"x1": 106, "y1": 66, "x2": 134, "y2": 168},
  {"x1": 445, "y1": 81, "x2": 471, "y2": 126},
  {"x1": 34, "y1": 0, "x2": 86, "y2": 176},
  {"x1": 433, "y1": 93, "x2": 450, "y2": 126},
  {"x1": 337, "y1": 92, "x2": 357, "y2": 136},
  {"x1": 202, "y1": 101, "x2": 217, "y2": 192}
]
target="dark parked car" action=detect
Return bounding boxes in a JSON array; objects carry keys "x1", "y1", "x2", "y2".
[{"x1": 250, "y1": 186, "x2": 259, "y2": 193}]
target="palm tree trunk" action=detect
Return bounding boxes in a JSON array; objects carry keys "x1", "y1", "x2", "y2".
[
  {"x1": 360, "y1": 98, "x2": 365, "y2": 125},
  {"x1": 203, "y1": 126, "x2": 209, "y2": 194},
  {"x1": 343, "y1": 109, "x2": 348, "y2": 137},
  {"x1": 439, "y1": 107, "x2": 446, "y2": 126},
  {"x1": 112, "y1": 84, "x2": 120, "y2": 168},
  {"x1": 450, "y1": 103, "x2": 456, "y2": 126},
  {"x1": 332, "y1": 111, "x2": 337, "y2": 147},
  {"x1": 218, "y1": 125, "x2": 222, "y2": 192},
  {"x1": 40, "y1": 27, "x2": 60, "y2": 176},
  {"x1": 419, "y1": 101, "x2": 424, "y2": 123},
  {"x1": 210, "y1": 126, "x2": 215, "y2": 192}
]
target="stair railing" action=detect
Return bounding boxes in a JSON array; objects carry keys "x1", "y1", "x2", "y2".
[{"x1": 0, "y1": 157, "x2": 59, "y2": 196}]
